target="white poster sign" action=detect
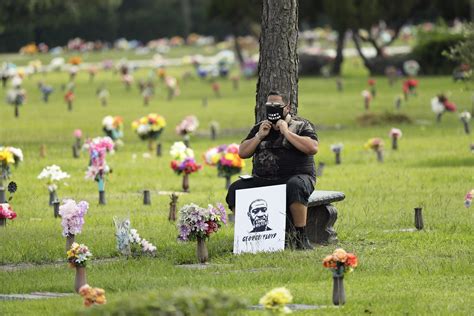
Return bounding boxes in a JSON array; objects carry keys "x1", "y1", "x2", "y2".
[{"x1": 233, "y1": 184, "x2": 286, "y2": 254}]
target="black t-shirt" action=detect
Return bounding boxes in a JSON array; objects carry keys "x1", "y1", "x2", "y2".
[{"x1": 243, "y1": 116, "x2": 318, "y2": 180}]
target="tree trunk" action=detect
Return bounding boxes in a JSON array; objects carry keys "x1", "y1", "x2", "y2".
[
  {"x1": 352, "y1": 31, "x2": 376, "y2": 74},
  {"x1": 331, "y1": 30, "x2": 345, "y2": 76},
  {"x1": 180, "y1": 0, "x2": 192, "y2": 37},
  {"x1": 256, "y1": 0, "x2": 299, "y2": 123}
]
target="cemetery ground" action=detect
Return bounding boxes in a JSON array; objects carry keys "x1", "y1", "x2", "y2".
[{"x1": 0, "y1": 61, "x2": 473, "y2": 315}]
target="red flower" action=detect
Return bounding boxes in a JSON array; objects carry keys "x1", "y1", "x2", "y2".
[
  {"x1": 345, "y1": 253, "x2": 358, "y2": 268},
  {"x1": 368, "y1": 79, "x2": 376, "y2": 86}
]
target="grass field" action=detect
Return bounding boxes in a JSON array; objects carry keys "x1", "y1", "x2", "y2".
[{"x1": 0, "y1": 55, "x2": 473, "y2": 315}]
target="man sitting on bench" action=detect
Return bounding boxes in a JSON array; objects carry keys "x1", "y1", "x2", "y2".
[{"x1": 226, "y1": 90, "x2": 319, "y2": 250}]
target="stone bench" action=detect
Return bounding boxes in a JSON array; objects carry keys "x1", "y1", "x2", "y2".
[{"x1": 305, "y1": 190, "x2": 345, "y2": 245}]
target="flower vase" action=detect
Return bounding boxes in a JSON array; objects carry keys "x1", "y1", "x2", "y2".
[
  {"x1": 364, "y1": 97, "x2": 370, "y2": 110},
  {"x1": 74, "y1": 266, "x2": 87, "y2": 293},
  {"x1": 14, "y1": 104, "x2": 19, "y2": 118},
  {"x1": 225, "y1": 175, "x2": 231, "y2": 190},
  {"x1": 335, "y1": 152, "x2": 341, "y2": 165},
  {"x1": 182, "y1": 173, "x2": 189, "y2": 192},
  {"x1": 66, "y1": 234, "x2": 75, "y2": 252},
  {"x1": 210, "y1": 125, "x2": 217, "y2": 140},
  {"x1": 332, "y1": 275, "x2": 346, "y2": 305},
  {"x1": 436, "y1": 113, "x2": 443, "y2": 123},
  {"x1": 98, "y1": 177, "x2": 106, "y2": 205},
  {"x1": 49, "y1": 190, "x2": 58, "y2": 206},
  {"x1": 196, "y1": 237, "x2": 208, "y2": 264},
  {"x1": 53, "y1": 201, "x2": 60, "y2": 218},
  {"x1": 463, "y1": 121, "x2": 470, "y2": 134},
  {"x1": 0, "y1": 185, "x2": 5, "y2": 203},
  {"x1": 0, "y1": 218, "x2": 6, "y2": 227},
  {"x1": 72, "y1": 144, "x2": 79, "y2": 158},
  {"x1": 391, "y1": 136, "x2": 398, "y2": 150},
  {"x1": 148, "y1": 139, "x2": 155, "y2": 152},
  {"x1": 143, "y1": 190, "x2": 151, "y2": 205},
  {"x1": 414, "y1": 207, "x2": 424, "y2": 230},
  {"x1": 67, "y1": 101, "x2": 72, "y2": 112},
  {"x1": 156, "y1": 143, "x2": 162, "y2": 157},
  {"x1": 376, "y1": 150, "x2": 383, "y2": 163}
]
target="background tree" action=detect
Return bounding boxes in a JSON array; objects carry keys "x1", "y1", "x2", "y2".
[{"x1": 255, "y1": 0, "x2": 299, "y2": 123}]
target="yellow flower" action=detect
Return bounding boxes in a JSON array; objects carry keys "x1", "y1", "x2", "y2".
[
  {"x1": 333, "y1": 248, "x2": 348, "y2": 262},
  {"x1": 0, "y1": 150, "x2": 14, "y2": 164},
  {"x1": 139, "y1": 117, "x2": 147, "y2": 125},
  {"x1": 259, "y1": 287, "x2": 293, "y2": 312},
  {"x1": 131, "y1": 120, "x2": 139, "y2": 130}
]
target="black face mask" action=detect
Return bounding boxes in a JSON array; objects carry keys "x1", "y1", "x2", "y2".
[{"x1": 266, "y1": 105, "x2": 284, "y2": 124}]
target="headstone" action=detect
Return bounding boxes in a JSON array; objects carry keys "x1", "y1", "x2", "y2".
[{"x1": 143, "y1": 190, "x2": 151, "y2": 205}]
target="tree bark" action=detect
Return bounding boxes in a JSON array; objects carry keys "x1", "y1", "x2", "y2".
[
  {"x1": 180, "y1": 0, "x2": 192, "y2": 37},
  {"x1": 331, "y1": 29, "x2": 345, "y2": 75},
  {"x1": 256, "y1": 0, "x2": 299, "y2": 123}
]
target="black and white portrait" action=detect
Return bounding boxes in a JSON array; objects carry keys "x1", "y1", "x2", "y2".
[{"x1": 247, "y1": 199, "x2": 272, "y2": 233}]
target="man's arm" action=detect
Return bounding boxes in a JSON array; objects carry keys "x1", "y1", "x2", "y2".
[
  {"x1": 239, "y1": 120, "x2": 272, "y2": 158},
  {"x1": 276, "y1": 120, "x2": 318, "y2": 155}
]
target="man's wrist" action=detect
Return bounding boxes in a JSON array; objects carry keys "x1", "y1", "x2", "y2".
[{"x1": 255, "y1": 132, "x2": 263, "y2": 141}]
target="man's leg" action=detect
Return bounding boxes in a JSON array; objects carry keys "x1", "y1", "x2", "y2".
[
  {"x1": 225, "y1": 176, "x2": 273, "y2": 212},
  {"x1": 286, "y1": 175, "x2": 314, "y2": 250}
]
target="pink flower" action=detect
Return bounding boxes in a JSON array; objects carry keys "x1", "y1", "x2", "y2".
[{"x1": 74, "y1": 129, "x2": 82, "y2": 138}]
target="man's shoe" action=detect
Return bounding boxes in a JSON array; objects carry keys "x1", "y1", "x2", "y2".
[{"x1": 294, "y1": 229, "x2": 314, "y2": 251}]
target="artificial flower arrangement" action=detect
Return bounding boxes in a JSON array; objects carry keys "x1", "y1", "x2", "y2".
[
  {"x1": 170, "y1": 142, "x2": 202, "y2": 175},
  {"x1": 204, "y1": 144, "x2": 245, "y2": 179},
  {"x1": 364, "y1": 138, "x2": 384, "y2": 162},
  {"x1": 0, "y1": 146, "x2": 23, "y2": 182},
  {"x1": 364, "y1": 138, "x2": 383, "y2": 152},
  {"x1": 259, "y1": 287, "x2": 293, "y2": 315},
  {"x1": 323, "y1": 248, "x2": 358, "y2": 276},
  {"x1": 403, "y1": 60, "x2": 420, "y2": 76},
  {"x1": 177, "y1": 203, "x2": 227, "y2": 242},
  {"x1": 128, "y1": 228, "x2": 157, "y2": 256},
  {"x1": 465, "y1": 189, "x2": 473, "y2": 208},
  {"x1": 113, "y1": 217, "x2": 157, "y2": 256},
  {"x1": 59, "y1": 199, "x2": 89, "y2": 237},
  {"x1": 37, "y1": 165, "x2": 70, "y2": 204},
  {"x1": 367, "y1": 78, "x2": 376, "y2": 97},
  {"x1": 84, "y1": 136, "x2": 114, "y2": 181},
  {"x1": 176, "y1": 115, "x2": 199, "y2": 146},
  {"x1": 79, "y1": 284, "x2": 107, "y2": 307},
  {"x1": 0, "y1": 203, "x2": 17, "y2": 221},
  {"x1": 330, "y1": 143, "x2": 343, "y2": 165},
  {"x1": 361, "y1": 90, "x2": 372, "y2": 110},
  {"x1": 67, "y1": 242, "x2": 92, "y2": 268},
  {"x1": 460, "y1": 111, "x2": 471, "y2": 134},
  {"x1": 84, "y1": 137, "x2": 114, "y2": 204},
  {"x1": 389, "y1": 128, "x2": 402, "y2": 150},
  {"x1": 403, "y1": 79, "x2": 418, "y2": 99},
  {"x1": 132, "y1": 113, "x2": 166, "y2": 151},
  {"x1": 102, "y1": 115, "x2": 124, "y2": 143},
  {"x1": 431, "y1": 94, "x2": 457, "y2": 115}
]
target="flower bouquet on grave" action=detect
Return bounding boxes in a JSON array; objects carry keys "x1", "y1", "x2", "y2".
[
  {"x1": 459, "y1": 111, "x2": 471, "y2": 134},
  {"x1": 170, "y1": 142, "x2": 202, "y2": 192},
  {"x1": 177, "y1": 203, "x2": 227, "y2": 263},
  {"x1": 59, "y1": 199, "x2": 88, "y2": 251},
  {"x1": 367, "y1": 78, "x2": 376, "y2": 97},
  {"x1": 122, "y1": 73, "x2": 134, "y2": 91},
  {"x1": 322, "y1": 248, "x2": 358, "y2": 306},
  {"x1": 465, "y1": 189, "x2": 474, "y2": 208},
  {"x1": 388, "y1": 128, "x2": 402, "y2": 150},
  {"x1": 102, "y1": 115, "x2": 124, "y2": 147},
  {"x1": 6, "y1": 87, "x2": 26, "y2": 117},
  {"x1": 113, "y1": 217, "x2": 157, "y2": 257},
  {"x1": 132, "y1": 113, "x2": 166, "y2": 154},
  {"x1": 330, "y1": 143, "x2": 343, "y2": 165},
  {"x1": 37, "y1": 165, "x2": 70, "y2": 205},
  {"x1": 38, "y1": 82, "x2": 53, "y2": 103},
  {"x1": 0, "y1": 203, "x2": 17, "y2": 227},
  {"x1": 128, "y1": 228, "x2": 157, "y2": 257},
  {"x1": 176, "y1": 115, "x2": 199, "y2": 147},
  {"x1": 361, "y1": 90, "x2": 372, "y2": 110},
  {"x1": 64, "y1": 90, "x2": 75, "y2": 111},
  {"x1": 364, "y1": 138, "x2": 384, "y2": 162},
  {"x1": 0, "y1": 146, "x2": 23, "y2": 203},
  {"x1": 84, "y1": 137, "x2": 114, "y2": 205},
  {"x1": 204, "y1": 144, "x2": 245, "y2": 189},
  {"x1": 67, "y1": 242, "x2": 92, "y2": 293},
  {"x1": 165, "y1": 76, "x2": 180, "y2": 100},
  {"x1": 79, "y1": 285, "x2": 106, "y2": 307},
  {"x1": 73, "y1": 129, "x2": 82, "y2": 158},
  {"x1": 403, "y1": 60, "x2": 420, "y2": 77},
  {"x1": 259, "y1": 287, "x2": 293, "y2": 315},
  {"x1": 97, "y1": 86, "x2": 109, "y2": 106},
  {"x1": 402, "y1": 78, "x2": 418, "y2": 100}
]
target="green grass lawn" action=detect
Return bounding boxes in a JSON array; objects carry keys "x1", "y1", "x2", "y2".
[{"x1": 0, "y1": 55, "x2": 473, "y2": 315}]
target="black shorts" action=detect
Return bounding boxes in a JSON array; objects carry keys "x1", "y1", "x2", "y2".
[{"x1": 225, "y1": 174, "x2": 315, "y2": 210}]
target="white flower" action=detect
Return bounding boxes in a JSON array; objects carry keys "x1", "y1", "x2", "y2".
[
  {"x1": 102, "y1": 116, "x2": 115, "y2": 130},
  {"x1": 330, "y1": 143, "x2": 344, "y2": 152},
  {"x1": 137, "y1": 124, "x2": 150, "y2": 135},
  {"x1": 7, "y1": 147, "x2": 23, "y2": 162},
  {"x1": 38, "y1": 165, "x2": 70, "y2": 182},
  {"x1": 431, "y1": 97, "x2": 444, "y2": 114},
  {"x1": 389, "y1": 128, "x2": 402, "y2": 139},
  {"x1": 460, "y1": 111, "x2": 471, "y2": 122}
]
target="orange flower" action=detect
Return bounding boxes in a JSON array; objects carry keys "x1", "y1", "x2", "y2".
[
  {"x1": 322, "y1": 255, "x2": 337, "y2": 268},
  {"x1": 345, "y1": 253, "x2": 358, "y2": 268},
  {"x1": 333, "y1": 248, "x2": 347, "y2": 262}
]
